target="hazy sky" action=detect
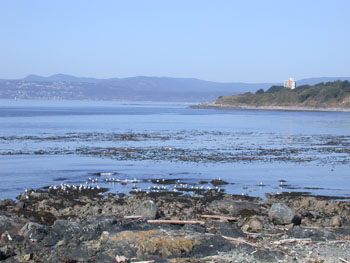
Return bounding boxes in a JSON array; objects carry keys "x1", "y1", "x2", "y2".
[{"x1": 1, "y1": 0, "x2": 349, "y2": 82}]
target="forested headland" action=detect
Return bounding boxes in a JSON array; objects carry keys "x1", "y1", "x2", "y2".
[{"x1": 211, "y1": 80, "x2": 350, "y2": 109}]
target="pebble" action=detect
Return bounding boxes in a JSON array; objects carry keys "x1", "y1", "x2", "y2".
[
  {"x1": 23, "y1": 253, "x2": 33, "y2": 261},
  {"x1": 331, "y1": 216, "x2": 341, "y2": 227}
]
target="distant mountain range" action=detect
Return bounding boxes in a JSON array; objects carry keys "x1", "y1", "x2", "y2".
[
  {"x1": 296, "y1": 77, "x2": 350, "y2": 86},
  {"x1": 0, "y1": 74, "x2": 349, "y2": 102}
]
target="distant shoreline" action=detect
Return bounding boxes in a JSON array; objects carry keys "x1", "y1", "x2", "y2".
[{"x1": 190, "y1": 103, "x2": 350, "y2": 112}]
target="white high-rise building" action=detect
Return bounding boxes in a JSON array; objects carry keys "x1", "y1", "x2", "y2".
[{"x1": 283, "y1": 77, "x2": 296, "y2": 89}]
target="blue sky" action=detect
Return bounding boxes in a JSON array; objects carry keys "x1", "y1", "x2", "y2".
[{"x1": 0, "y1": 0, "x2": 349, "y2": 82}]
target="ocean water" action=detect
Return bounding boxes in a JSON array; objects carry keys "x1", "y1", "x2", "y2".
[{"x1": 0, "y1": 99, "x2": 350, "y2": 199}]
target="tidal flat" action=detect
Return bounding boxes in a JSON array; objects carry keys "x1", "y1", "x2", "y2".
[
  {"x1": 1, "y1": 100, "x2": 350, "y2": 200},
  {"x1": 1, "y1": 130, "x2": 350, "y2": 200}
]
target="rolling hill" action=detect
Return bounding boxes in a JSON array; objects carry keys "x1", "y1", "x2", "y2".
[{"x1": 1, "y1": 74, "x2": 349, "y2": 102}]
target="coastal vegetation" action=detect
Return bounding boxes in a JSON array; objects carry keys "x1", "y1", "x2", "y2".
[{"x1": 214, "y1": 80, "x2": 350, "y2": 108}]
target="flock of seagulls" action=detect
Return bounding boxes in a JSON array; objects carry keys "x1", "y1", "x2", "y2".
[
  {"x1": 87, "y1": 177, "x2": 225, "y2": 194},
  {"x1": 48, "y1": 183, "x2": 101, "y2": 192},
  {"x1": 24, "y1": 183, "x2": 102, "y2": 200},
  {"x1": 23, "y1": 174, "x2": 290, "y2": 197},
  {"x1": 31, "y1": 177, "x2": 226, "y2": 197},
  {"x1": 138, "y1": 183, "x2": 223, "y2": 194}
]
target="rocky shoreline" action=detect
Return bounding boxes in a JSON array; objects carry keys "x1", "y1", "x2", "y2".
[
  {"x1": 1, "y1": 187, "x2": 350, "y2": 262},
  {"x1": 190, "y1": 103, "x2": 350, "y2": 112}
]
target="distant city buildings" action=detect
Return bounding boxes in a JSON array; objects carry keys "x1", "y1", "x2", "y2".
[{"x1": 283, "y1": 77, "x2": 296, "y2": 89}]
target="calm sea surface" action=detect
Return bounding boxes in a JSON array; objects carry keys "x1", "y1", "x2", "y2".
[{"x1": 0, "y1": 99, "x2": 350, "y2": 199}]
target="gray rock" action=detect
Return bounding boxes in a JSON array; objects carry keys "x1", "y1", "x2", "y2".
[
  {"x1": 207, "y1": 200, "x2": 261, "y2": 217},
  {"x1": 206, "y1": 222, "x2": 244, "y2": 238},
  {"x1": 42, "y1": 217, "x2": 123, "y2": 246},
  {"x1": 268, "y1": 203, "x2": 301, "y2": 225},
  {"x1": 253, "y1": 249, "x2": 285, "y2": 262},
  {"x1": 16, "y1": 201, "x2": 25, "y2": 209},
  {"x1": 18, "y1": 222, "x2": 50, "y2": 242},
  {"x1": 0, "y1": 220, "x2": 13, "y2": 234},
  {"x1": 287, "y1": 226, "x2": 336, "y2": 241},
  {"x1": 135, "y1": 200, "x2": 157, "y2": 219}
]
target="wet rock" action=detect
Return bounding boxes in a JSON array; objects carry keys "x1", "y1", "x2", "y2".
[
  {"x1": 191, "y1": 234, "x2": 234, "y2": 258},
  {"x1": 134, "y1": 200, "x2": 157, "y2": 219},
  {"x1": 287, "y1": 226, "x2": 336, "y2": 241},
  {"x1": 210, "y1": 179, "x2": 229, "y2": 186},
  {"x1": 269, "y1": 203, "x2": 301, "y2": 225}
]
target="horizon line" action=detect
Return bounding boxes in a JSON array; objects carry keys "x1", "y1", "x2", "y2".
[{"x1": 1, "y1": 73, "x2": 350, "y2": 85}]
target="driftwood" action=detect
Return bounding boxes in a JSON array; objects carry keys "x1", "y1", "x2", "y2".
[
  {"x1": 273, "y1": 238, "x2": 312, "y2": 245},
  {"x1": 339, "y1": 258, "x2": 350, "y2": 263},
  {"x1": 147, "y1": 220, "x2": 205, "y2": 225},
  {"x1": 221, "y1": 235, "x2": 260, "y2": 248},
  {"x1": 201, "y1": 215, "x2": 239, "y2": 221}
]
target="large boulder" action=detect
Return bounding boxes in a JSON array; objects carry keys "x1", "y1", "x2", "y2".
[
  {"x1": 268, "y1": 203, "x2": 301, "y2": 225},
  {"x1": 135, "y1": 200, "x2": 157, "y2": 219}
]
